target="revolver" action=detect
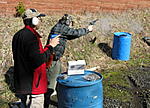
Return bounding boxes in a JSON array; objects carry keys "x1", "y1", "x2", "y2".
[{"x1": 89, "y1": 19, "x2": 99, "y2": 25}]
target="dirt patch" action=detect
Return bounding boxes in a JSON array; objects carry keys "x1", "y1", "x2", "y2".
[
  {"x1": 127, "y1": 67, "x2": 150, "y2": 108},
  {"x1": 0, "y1": 0, "x2": 150, "y2": 16}
]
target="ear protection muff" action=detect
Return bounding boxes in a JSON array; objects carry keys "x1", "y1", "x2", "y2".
[
  {"x1": 61, "y1": 14, "x2": 72, "y2": 26},
  {"x1": 66, "y1": 15, "x2": 72, "y2": 25},
  {"x1": 65, "y1": 16, "x2": 70, "y2": 25},
  {"x1": 32, "y1": 17, "x2": 39, "y2": 25},
  {"x1": 65, "y1": 19, "x2": 70, "y2": 25}
]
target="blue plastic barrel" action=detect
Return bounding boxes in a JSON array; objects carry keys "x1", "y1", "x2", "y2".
[
  {"x1": 112, "y1": 32, "x2": 132, "y2": 61},
  {"x1": 56, "y1": 70, "x2": 103, "y2": 108}
]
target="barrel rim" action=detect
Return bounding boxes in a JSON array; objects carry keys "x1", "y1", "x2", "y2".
[
  {"x1": 114, "y1": 32, "x2": 131, "y2": 37},
  {"x1": 57, "y1": 70, "x2": 103, "y2": 87}
]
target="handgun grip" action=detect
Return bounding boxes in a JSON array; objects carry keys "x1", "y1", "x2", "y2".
[{"x1": 49, "y1": 34, "x2": 60, "y2": 39}]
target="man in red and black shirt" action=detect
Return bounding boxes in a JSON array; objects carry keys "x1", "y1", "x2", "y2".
[{"x1": 12, "y1": 8, "x2": 59, "y2": 108}]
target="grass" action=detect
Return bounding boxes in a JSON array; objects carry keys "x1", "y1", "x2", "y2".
[
  {"x1": 0, "y1": 8, "x2": 150, "y2": 107},
  {"x1": 105, "y1": 87, "x2": 131, "y2": 102},
  {"x1": 102, "y1": 69, "x2": 132, "y2": 102},
  {"x1": 0, "y1": 76, "x2": 16, "y2": 108}
]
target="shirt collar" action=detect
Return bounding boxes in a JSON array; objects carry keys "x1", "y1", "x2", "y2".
[{"x1": 25, "y1": 25, "x2": 42, "y2": 38}]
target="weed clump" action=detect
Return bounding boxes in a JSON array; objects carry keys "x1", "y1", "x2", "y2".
[{"x1": 15, "y1": 2, "x2": 26, "y2": 17}]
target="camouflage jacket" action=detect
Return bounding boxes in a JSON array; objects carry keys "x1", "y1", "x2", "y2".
[{"x1": 46, "y1": 23, "x2": 90, "y2": 60}]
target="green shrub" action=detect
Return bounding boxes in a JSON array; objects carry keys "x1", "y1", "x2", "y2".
[{"x1": 15, "y1": 2, "x2": 26, "y2": 17}]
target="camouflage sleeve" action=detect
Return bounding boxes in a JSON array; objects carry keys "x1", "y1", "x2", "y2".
[{"x1": 60, "y1": 25, "x2": 90, "y2": 40}]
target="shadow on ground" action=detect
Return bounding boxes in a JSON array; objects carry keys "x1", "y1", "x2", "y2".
[{"x1": 98, "y1": 43, "x2": 112, "y2": 58}]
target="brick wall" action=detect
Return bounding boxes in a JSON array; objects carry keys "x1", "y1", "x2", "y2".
[{"x1": 0, "y1": 0, "x2": 150, "y2": 16}]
